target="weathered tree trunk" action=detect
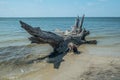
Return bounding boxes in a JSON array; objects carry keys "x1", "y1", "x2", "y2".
[{"x1": 19, "y1": 15, "x2": 97, "y2": 68}]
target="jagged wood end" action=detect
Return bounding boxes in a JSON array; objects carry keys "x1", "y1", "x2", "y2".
[
  {"x1": 19, "y1": 20, "x2": 64, "y2": 48},
  {"x1": 79, "y1": 14, "x2": 85, "y2": 32}
]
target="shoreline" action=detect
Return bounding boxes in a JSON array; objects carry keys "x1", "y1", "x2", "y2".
[{"x1": 1, "y1": 45, "x2": 120, "y2": 80}]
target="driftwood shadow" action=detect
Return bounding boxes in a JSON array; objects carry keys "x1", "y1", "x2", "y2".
[
  {"x1": 27, "y1": 49, "x2": 69, "y2": 69},
  {"x1": 27, "y1": 48, "x2": 81, "y2": 69}
]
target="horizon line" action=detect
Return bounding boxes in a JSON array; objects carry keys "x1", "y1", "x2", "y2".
[{"x1": 0, "y1": 16, "x2": 120, "y2": 18}]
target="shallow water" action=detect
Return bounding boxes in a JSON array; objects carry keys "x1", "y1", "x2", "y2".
[{"x1": 0, "y1": 44, "x2": 53, "y2": 78}]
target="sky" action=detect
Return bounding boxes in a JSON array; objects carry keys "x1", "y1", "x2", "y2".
[{"x1": 0, "y1": 0, "x2": 120, "y2": 17}]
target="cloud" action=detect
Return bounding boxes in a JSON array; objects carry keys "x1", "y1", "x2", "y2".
[
  {"x1": 98, "y1": 0, "x2": 108, "y2": 2},
  {"x1": 0, "y1": 0, "x2": 8, "y2": 5},
  {"x1": 34, "y1": 0, "x2": 43, "y2": 3},
  {"x1": 87, "y1": 0, "x2": 108, "y2": 7},
  {"x1": 87, "y1": 2, "x2": 95, "y2": 6}
]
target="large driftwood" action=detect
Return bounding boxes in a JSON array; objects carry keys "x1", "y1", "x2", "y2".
[{"x1": 19, "y1": 15, "x2": 97, "y2": 69}]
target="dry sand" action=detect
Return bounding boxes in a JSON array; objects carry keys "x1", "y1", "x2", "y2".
[{"x1": 1, "y1": 45, "x2": 120, "y2": 80}]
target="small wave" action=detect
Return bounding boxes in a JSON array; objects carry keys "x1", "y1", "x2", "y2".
[
  {"x1": 87, "y1": 34, "x2": 120, "y2": 40},
  {"x1": 0, "y1": 38, "x2": 28, "y2": 43},
  {"x1": 0, "y1": 44, "x2": 52, "y2": 78},
  {"x1": 0, "y1": 44, "x2": 53, "y2": 63}
]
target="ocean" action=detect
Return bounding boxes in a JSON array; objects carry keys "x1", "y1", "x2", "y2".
[
  {"x1": 0, "y1": 17, "x2": 120, "y2": 55},
  {"x1": 0, "y1": 17, "x2": 120, "y2": 47}
]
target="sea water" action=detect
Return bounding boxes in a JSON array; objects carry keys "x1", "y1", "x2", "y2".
[
  {"x1": 0, "y1": 17, "x2": 120, "y2": 56},
  {"x1": 0, "y1": 17, "x2": 120, "y2": 47}
]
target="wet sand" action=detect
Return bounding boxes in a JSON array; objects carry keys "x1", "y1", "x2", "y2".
[{"x1": 0, "y1": 44, "x2": 120, "y2": 80}]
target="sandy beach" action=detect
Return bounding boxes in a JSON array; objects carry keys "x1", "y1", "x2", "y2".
[{"x1": 1, "y1": 44, "x2": 120, "y2": 80}]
